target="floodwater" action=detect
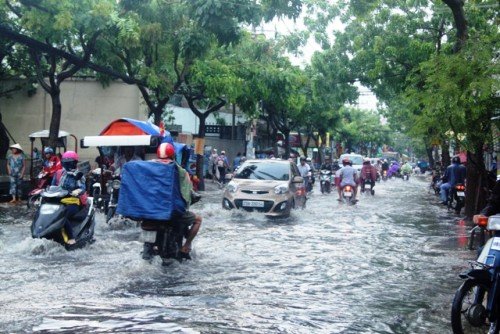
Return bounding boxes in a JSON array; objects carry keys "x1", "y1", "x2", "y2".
[{"x1": 0, "y1": 175, "x2": 475, "y2": 333}]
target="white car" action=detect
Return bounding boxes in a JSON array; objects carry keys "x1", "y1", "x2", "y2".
[{"x1": 339, "y1": 153, "x2": 364, "y2": 172}]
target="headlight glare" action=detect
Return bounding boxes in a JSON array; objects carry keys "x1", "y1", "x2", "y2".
[
  {"x1": 274, "y1": 185, "x2": 289, "y2": 194},
  {"x1": 226, "y1": 182, "x2": 238, "y2": 193}
]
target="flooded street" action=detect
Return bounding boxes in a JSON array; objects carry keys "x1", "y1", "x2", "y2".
[{"x1": 0, "y1": 175, "x2": 475, "y2": 333}]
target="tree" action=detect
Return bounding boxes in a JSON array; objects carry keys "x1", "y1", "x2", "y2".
[{"x1": 1, "y1": 0, "x2": 115, "y2": 148}]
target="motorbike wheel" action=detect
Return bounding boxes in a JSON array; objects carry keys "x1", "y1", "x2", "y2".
[
  {"x1": 451, "y1": 279, "x2": 490, "y2": 334},
  {"x1": 27, "y1": 195, "x2": 39, "y2": 209},
  {"x1": 326, "y1": 183, "x2": 331, "y2": 194},
  {"x1": 320, "y1": 183, "x2": 325, "y2": 194},
  {"x1": 106, "y1": 206, "x2": 116, "y2": 224}
]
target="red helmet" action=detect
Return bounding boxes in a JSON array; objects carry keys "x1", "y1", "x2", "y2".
[{"x1": 157, "y1": 142, "x2": 175, "y2": 159}]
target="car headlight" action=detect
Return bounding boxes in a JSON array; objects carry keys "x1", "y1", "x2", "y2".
[
  {"x1": 274, "y1": 185, "x2": 289, "y2": 194},
  {"x1": 112, "y1": 179, "x2": 121, "y2": 190},
  {"x1": 226, "y1": 181, "x2": 238, "y2": 193}
]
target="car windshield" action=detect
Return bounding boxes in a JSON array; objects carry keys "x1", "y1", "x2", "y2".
[
  {"x1": 341, "y1": 155, "x2": 363, "y2": 165},
  {"x1": 234, "y1": 162, "x2": 290, "y2": 181}
]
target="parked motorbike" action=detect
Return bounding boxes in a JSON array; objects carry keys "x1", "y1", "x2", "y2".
[
  {"x1": 451, "y1": 214, "x2": 500, "y2": 333},
  {"x1": 468, "y1": 215, "x2": 492, "y2": 251},
  {"x1": 360, "y1": 179, "x2": 375, "y2": 195},
  {"x1": 27, "y1": 171, "x2": 52, "y2": 209},
  {"x1": 105, "y1": 174, "x2": 121, "y2": 223},
  {"x1": 341, "y1": 184, "x2": 356, "y2": 204},
  {"x1": 140, "y1": 192, "x2": 202, "y2": 264},
  {"x1": 31, "y1": 186, "x2": 95, "y2": 250},
  {"x1": 319, "y1": 170, "x2": 332, "y2": 194},
  {"x1": 448, "y1": 183, "x2": 466, "y2": 215}
]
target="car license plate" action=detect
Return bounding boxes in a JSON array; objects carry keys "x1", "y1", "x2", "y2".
[
  {"x1": 457, "y1": 191, "x2": 465, "y2": 197},
  {"x1": 242, "y1": 200, "x2": 265, "y2": 208},
  {"x1": 344, "y1": 192, "x2": 352, "y2": 197}
]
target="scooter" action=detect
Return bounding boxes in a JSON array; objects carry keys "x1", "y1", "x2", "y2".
[
  {"x1": 31, "y1": 186, "x2": 96, "y2": 250},
  {"x1": 140, "y1": 192, "x2": 201, "y2": 264},
  {"x1": 451, "y1": 214, "x2": 500, "y2": 333},
  {"x1": 341, "y1": 184, "x2": 356, "y2": 204},
  {"x1": 105, "y1": 174, "x2": 121, "y2": 223},
  {"x1": 382, "y1": 170, "x2": 388, "y2": 181},
  {"x1": 319, "y1": 170, "x2": 332, "y2": 194},
  {"x1": 360, "y1": 179, "x2": 375, "y2": 195},
  {"x1": 448, "y1": 183, "x2": 466, "y2": 215},
  {"x1": 402, "y1": 172, "x2": 410, "y2": 181}
]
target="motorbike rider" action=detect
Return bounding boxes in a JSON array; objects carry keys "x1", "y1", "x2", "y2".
[
  {"x1": 338, "y1": 157, "x2": 358, "y2": 201},
  {"x1": 51, "y1": 151, "x2": 87, "y2": 246},
  {"x1": 143, "y1": 142, "x2": 202, "y2": 258},
  {"x1": 381, "y1": 159, "x2": 389, "y2": 175},
  {"x1": 387, "y1": 161, "x2": 400, "y2": 178},
  {"x1": 298, "y1": 156, "x2": 312, "y2": 192},
  {"x1": 440, "y1": 156, "x2": 467, "y2": 205},
  {"x1": 360, "y1": 158, "x2": 377, "y2": 193},
  {"x1": 473, "y1": 179, "x2": 500, "y2": 224},
  {"x1": 42, "y1": 147, "x2": 62, "y2": 178},
  {"x1": 400, "y1": 161, "x2": 413, "y2": 176}
]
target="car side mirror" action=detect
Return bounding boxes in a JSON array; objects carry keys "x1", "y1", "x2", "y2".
[{"x1": 292, "y1": 175, "x2": 303, "y2": 183}]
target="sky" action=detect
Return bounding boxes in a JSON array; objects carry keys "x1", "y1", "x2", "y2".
[{"x1": 259, "y1": 13, "x2": 379, "y2": 111}]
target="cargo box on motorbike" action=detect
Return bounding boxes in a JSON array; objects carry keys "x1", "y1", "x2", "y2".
[{"x1": 117, "y1": 160, "x2": 186, "y2": 221}]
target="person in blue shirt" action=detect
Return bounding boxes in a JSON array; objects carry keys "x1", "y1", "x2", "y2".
[{"x1": 440, "y1": 156, "x2": 467, "y2": 205}]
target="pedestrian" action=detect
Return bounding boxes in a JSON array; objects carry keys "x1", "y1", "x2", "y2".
[
  {"x1": 32, "y1": 147, "x2": 41, "y2": 160},
  {"x1": 233, "y1": 152, "x2": 242, "y2": 171},
  {"x1": 216, "y1": 150, "x2": 229, "y2": 185},
  {"x1": 209, "y1": 148, "x2": 218, "y2": 182},
  {"x1": 6, "y1": 143, "x2": 26, "y2": 203}
]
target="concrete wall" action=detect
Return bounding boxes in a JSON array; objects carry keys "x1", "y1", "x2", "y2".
[
  {"x1": 0, "y1": 79, "x2": 248, "y2": 164},
  {"x1": 0, "y1": 79, "x2": 142, "y2": 161}
]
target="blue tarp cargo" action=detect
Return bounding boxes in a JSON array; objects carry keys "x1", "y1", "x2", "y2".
[{"x1": 117, "y1": 160, "x2": 186, "y2": 221}]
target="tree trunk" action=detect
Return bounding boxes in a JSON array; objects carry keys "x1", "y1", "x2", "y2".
[
  {"x1": 48, "y1": 89, "x2": 62, "y2": 149},
  {"x1": 426, "y1": 148, "x2": 435, "y2": 169},
  {"x1": 196, "y1": 115, "x2": 207, "y2": 191},
  {"x1": 283, "y1": 129, "x2": 291, "y2": 160},
  {"x1": 464, "y1": 147, "x2": 487, "y2": 219},
  {"x1": 441, "y1": 0, "x2": 468, "y2": 52}
]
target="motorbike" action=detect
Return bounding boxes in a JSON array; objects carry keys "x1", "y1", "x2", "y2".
[
  {"x1": 341, "y1": 184, "x2": 356, "y2": 204},
  {"x1": 468, "y1": 215, "x2": 492, "y2": 251},
  {"x1": 402, "y1": 172, "x2": 410, "y2": 181},
  {"x1": 31, "y1": 186, "x2": 95, "y2": 250},
  {"x1": 382, "y1": 170, "x2": 388, "y2": 181},
  {"x1": 448, "y1": 183, "x2": 466, "y2": 215},
  {"x1": 360, "y1": 179, "x2": 375, "y2": 195},
  {"x1": 430, "y1": 172, "x2": 442, "y2": 196},
  {"x1": 105, "y1": 174, "x2": 121, "y2": 223},
  {"x1": 451, "y1": 214, "x2": 500, "y2": 333},
  {"x1": 140, "y1": 192, "x2": 202, "y2": 264},
  {"x1": 319, "y1": 170, "x2": 333, "y2": 194},
  {"x1": 27, "y1": 171, "x2": 52, "y2": 209}
]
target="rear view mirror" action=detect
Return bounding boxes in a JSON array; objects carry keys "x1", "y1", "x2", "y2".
[{"x1": 292, "y1": 176, "x2": 303, "y2": 183}]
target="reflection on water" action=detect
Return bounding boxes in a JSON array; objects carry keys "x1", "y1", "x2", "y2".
[{"x1": 0, "y1": 176, "x2": 473, "y2": 333}]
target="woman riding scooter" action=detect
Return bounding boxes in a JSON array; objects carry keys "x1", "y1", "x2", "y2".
[{"x1": 52, "y1": 151, "x2": 87, "y2": 245}]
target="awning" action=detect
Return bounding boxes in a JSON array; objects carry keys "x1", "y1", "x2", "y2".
[
  {"x1": 99, "y1": 118, "x2": 161, "y2": 136},
  {"x1": 81, "y1": 135, "x2": 160, "y2": 147},
  {"x1": 29, "y1": 130, "x2": 71, "y2": 138}
]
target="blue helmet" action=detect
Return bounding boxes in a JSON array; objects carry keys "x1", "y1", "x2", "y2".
[{"x1": 44, "y1": 147, "x2": 54, "y2": 154}]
